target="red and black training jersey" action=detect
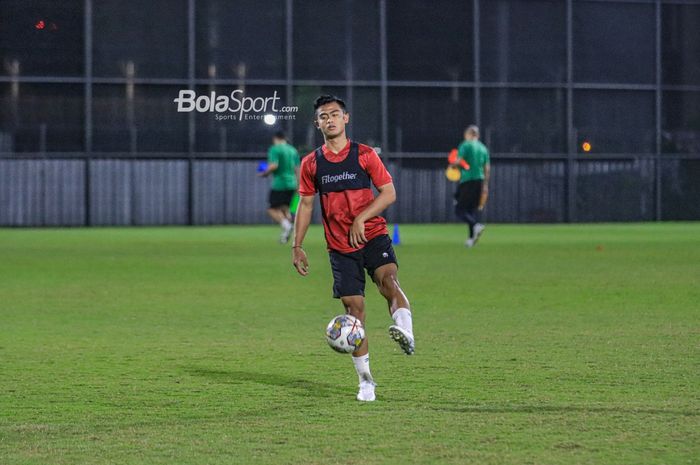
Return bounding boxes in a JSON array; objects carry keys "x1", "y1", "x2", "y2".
[{"x1": 299, "y1": 140, "x2": 393, "y2": 254}]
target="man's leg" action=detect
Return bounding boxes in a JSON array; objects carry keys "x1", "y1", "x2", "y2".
[
  {"x1": 266, "y1": 207, "x2": 285, "y2": 224},
  {"x1": 268, "y1": 191, "x2": 292, "y2": 229},
  {"x1": 330, "y1": 250, "x2": 374, "y2": 401},
  {"x1": 281, "y1": 205, "x2": 292, "y2": 222},
  {"x1": 267, "y1": 207, "x2": 292, "y2": 243},
  {"x1": 470, "y1": 207, "x2": 485, "y2": 245},
  {"x1": 341, "y1": 295, "x2": 376, "y2": 401},
  {"x1": 341, "y1": 295, "x2": 368, "y2": 357},
  {"x1": 468, "y1": 180, "x2": 485, "y2": 245},
  {"x1": 461, "y1": 181, "x2": 484, "y2": 246},
  {"x1": 373, "y1": 263, "x2": 415, "y2": 355},
  {"x1": 456, "y1": 206, "x2": 477, "y2": 238},
  {"x1": 372, "y1": 263, "x2": 410, "y2": 316},
  {"x1": 455, "y1": 183, "x2": 477, "y2": 239}
]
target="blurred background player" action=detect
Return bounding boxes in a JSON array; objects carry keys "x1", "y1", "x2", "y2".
[
  {"x1": 452, "y1": 125, "x2": 491, "y2": 247},
  {"x1": 258, "y1": 131, "x2": 300, "y2": 244},
  {"x1": 291, "y1": 95, "x2": 415, "y2": 402}
]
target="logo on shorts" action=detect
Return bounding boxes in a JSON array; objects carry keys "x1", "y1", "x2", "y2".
[{"x1": 382, "y1": 252, "x2": 389, "y2": 258}]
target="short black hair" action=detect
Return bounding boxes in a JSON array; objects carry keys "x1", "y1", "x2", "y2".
[
  {"x1": 273, "y1": 130, "x2": 286, "y2": 140},
  {"x1": 313, "y1": 94, "x2": 347, "y2": 113}
]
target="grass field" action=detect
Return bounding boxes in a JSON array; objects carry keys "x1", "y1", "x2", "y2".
[{"x1": 1, "y1": 223, "x2": 698, "y2": 465}]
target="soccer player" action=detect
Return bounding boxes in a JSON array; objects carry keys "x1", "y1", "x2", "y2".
[
  {"x1": 259, "y1": 131, "x2": 300, "y2": 244},
  {"x1": 291, "y1": 95, "x2": 415, "y2": 402},
  {"x1": 451, "y1": 125, "x2": 490, "y2": 247}
]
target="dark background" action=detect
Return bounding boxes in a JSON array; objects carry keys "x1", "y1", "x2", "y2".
[{"x1": 1, "y1": 0, "x2": 699, "y2": 225}]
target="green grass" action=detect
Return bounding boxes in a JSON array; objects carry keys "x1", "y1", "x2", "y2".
[{"x1": 1, "y1": 223, "x2": 698, "y2": 465}]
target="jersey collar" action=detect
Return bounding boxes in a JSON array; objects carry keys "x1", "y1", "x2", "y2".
[{"x1": 322, "y1": 139, "x2": 352, "y2": 158}]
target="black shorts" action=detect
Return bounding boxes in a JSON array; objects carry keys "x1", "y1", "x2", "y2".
[
  {"x1": 455, "y1": 180, "x2": 483, "y2": 212},
  {"x1": 269, "y1": 189, "x2": 295, "y2": 208},
  {"x1": 328, "y1": 234, "x2": 398, "y2": 298}
]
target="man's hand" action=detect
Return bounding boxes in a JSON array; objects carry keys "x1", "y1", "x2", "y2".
[
  {"x1": 346, "y1": 183, "x2": 395, "y2": 249},
  {"x1": 258, "y1": 163, "x2": 277, "y2": 178},
  {"x1": 292, "y1": 195, "x2": 314, "y2": 275},
  {"x1": 292, "y1": 247, "x2": 309, "y2": 276},
  {"x1": 349, "y1": 218, "x2": 368, "y2": 249}
]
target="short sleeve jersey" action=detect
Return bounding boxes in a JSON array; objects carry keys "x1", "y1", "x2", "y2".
[
  {"x1": 299, "y1": 140, "x2": 393, "y2": 254},
  {"x1": 268, "y1": 142, "x2": 300, "y2": 191},
  {"x1": 457, "y1": 140, "x2": 490, "y2": 183}
]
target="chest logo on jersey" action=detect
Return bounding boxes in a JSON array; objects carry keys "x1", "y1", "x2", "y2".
[{"x1": 321, "y1": 171, "x2": 358, "y2": 185}]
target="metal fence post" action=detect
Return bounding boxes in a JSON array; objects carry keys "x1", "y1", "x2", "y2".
[
  {"x1": 566, "y1": 0, "x2": 575, "y2": 222},
  {"x1": 84, "y1": 0, "x2": 93, "y2": 226},
  {"x1": 187, "y1": 0, "x2": 196, "y2": 226},
  {"x1": 655, "y1": 0, "x2": 662, "y2": 221}
]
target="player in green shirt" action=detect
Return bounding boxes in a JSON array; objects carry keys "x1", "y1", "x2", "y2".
[
  {"x1": 259, "y1": 131, "x2": 300, "y2": 243},
  {"x1": 451, "y1": 125, "x2": 490, "y2": 247}
]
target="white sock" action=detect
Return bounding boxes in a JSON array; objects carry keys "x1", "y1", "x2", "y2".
[
  {"x1": 281, "y1": 218, "x2": 292, "y2": 230},
  {"x1": 392, "y1": 308, "x2": 414, "y2": 337},
  {"x1": 352, "y1": 354, "x2": 374, "y2": 383}
]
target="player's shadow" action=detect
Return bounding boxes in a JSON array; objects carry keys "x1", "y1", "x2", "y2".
[{"x1": 186, "y1": 367, "x2": 347, "y2": 398}]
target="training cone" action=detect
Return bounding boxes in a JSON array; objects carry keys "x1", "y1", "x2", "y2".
[{"x1": 392, "y1": 224, "x2": 401, "y2": 245}]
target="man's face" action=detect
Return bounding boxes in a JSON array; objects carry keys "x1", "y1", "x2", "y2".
[
  {"x1": 315, "y1": 102, "x2": 349, "y2": 139},
  {"x1": 464, "y1": 131, "x2": 475, "y2": 141}
]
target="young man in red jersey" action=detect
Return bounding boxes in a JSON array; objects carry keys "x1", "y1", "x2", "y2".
[{"x1": 291, "y1": 95, "x2": 414, "y2": 402}]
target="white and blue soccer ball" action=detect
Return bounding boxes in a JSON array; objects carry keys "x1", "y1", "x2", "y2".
[{"x1": 325, "y1": 314, "x2": 365, "y2": 353}]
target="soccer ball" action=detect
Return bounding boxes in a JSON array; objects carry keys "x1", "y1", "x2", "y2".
[{"x1": 325, "y1": 314, "x2": 365, "y2": 354}]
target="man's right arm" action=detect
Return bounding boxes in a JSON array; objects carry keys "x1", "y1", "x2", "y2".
[
  {"x1": 292, "y1": 195, "x2": 314, "y2": 276},
  {"x1": 259, "y1": 146, "x2": 279, "y2": 177},
  {"x1": 454, "y1": 143, "x2": 471, "y2": 170},
  {"x1": 480, "y1": 156, "x2": 491, "y2": 210},
  {"x1": 482, "y1": 148, "x2": 491, "y2": 187},
  {"x1": 447, "y1": 144, "x2": 469, "y2": 170},
  {"x1": 450, "y1": 145, "x2": 463, "y2": 168}
]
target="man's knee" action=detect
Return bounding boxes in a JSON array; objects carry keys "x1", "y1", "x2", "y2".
[
  {"x1": 376, "y1": 272, "x2": 400, "y2": 297},
  {"x1": 341, "y1": 296, "x2": 365, "y2": 315}
]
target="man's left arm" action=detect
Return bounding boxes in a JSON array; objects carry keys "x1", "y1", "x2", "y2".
[
  {"x1": 349, "y1": 150, "x2": 396, "y2": 248},
  {"x1": 349, "y1": 182, "x2": 396, "y2": 249}
]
